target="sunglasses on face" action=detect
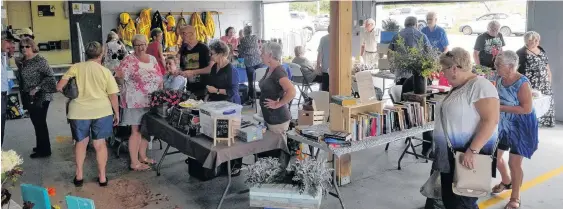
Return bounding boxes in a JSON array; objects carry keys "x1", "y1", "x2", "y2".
[{"x1": 20, "y1": 45, "x2": 31, "y2": 49}]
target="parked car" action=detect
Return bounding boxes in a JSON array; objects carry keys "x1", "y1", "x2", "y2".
[
  {"x1": 313, "y1": 14, "x2": 329, "y2": 31},
  {"x1": 459, "y1": 13, "x2": 526, "y2": 36},
  {"x1": 289, "y1": 11, "x2": 316, "y2": 42},
  {"x1": 388, "y1": 7, "x2": 453, "y2": 30}
]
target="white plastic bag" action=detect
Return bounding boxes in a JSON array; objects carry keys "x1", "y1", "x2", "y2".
[{"x1": 420, "y1": 171, "x2": 442, "y2": 200}]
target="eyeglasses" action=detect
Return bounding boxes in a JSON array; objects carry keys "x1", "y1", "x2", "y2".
[
  {"x1": 20, "y1": 45, "x2": 31, "y2": 49},
  {"x1": 133, "y1": 44, "x2": 146, "y2": 47}
]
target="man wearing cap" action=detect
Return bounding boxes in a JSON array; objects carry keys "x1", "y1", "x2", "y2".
[
  {"x1": 360, "y1": 18, "x2": 381, "y2": 66},
  {"x1": 1, "y1": 31, "x2": 19, "y2": 146},
  {"x1": 16, "y1": 28, "x2": 34, "y2": 40}
]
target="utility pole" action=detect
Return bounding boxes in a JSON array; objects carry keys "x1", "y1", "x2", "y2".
[{"x1": 317, "y1": 0, "x2": 320, "y2": 15}]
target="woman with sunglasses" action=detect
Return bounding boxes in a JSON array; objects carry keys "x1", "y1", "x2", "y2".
[
  {"x1": 16, "y1": 37, "x2": 57, "y2": 158},
  {"x1": 115, "y1": 34, "x2": 163, "y2": 171}
]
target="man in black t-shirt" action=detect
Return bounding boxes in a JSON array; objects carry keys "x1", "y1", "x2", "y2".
[
  {"x1": 178, "y1": 25, "x2": 213, "y2": 98},
  {"x1": 473, "y1": 20, "x2": 505, "y2": 69}
]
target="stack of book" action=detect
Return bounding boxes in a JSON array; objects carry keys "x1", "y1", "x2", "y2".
[
  {"x1": 323, "y1": 132, "x2": 352, "y2": 148},
  {"x1": 348, "y1": 101, "x2": 436, "y2": 141}
]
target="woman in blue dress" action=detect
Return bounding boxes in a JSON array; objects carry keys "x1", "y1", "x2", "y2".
[{"x1": 492, "y1": 51, "x2": 538, "y2": 209}]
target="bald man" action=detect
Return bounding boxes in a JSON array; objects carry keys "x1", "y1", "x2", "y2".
[
  {"x1": 421, "y1": 12, "x2": 449, "y2": 53},
  {"x1": 359, "y1": 18, "x2": 381, "y2": 66},
  {"x1": 177, "y1": 25, "x2": 213, "y2": 99}
]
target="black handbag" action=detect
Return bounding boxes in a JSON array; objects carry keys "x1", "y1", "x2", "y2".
[{"x1": 63, "y1": 77, "x2": 78, "y2": 99}]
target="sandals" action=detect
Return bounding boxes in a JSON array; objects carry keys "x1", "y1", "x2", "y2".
[
  {"x1": 492, "y1": 182, "x2": 512, "y2": 193},
  {"x1": 97, "y1": 177, "x2": 108, "y2": 187},
  {"x1": 73, "y1": 177, "x2": 84, "y2": 187},
  {"x1": 141, "y1": 158, "x2": 156, "y2": 165},
  {"x1": 504, "y1": 198, "x2": 521, "y2": 209},
  {"x1": 129, "y1": 163, "x2": 152, "y2": 171}
]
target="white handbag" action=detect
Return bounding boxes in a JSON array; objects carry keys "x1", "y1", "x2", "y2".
[{"x1": 440, "y1": 88, "x2": 497, "y2": 198}]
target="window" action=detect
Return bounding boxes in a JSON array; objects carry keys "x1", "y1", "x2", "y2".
[
  {"x1": 478, "y1": 14, "x2": 494, "y2": 21},
  {"x1": 400, "y1": 8, "x2": 411, "y2": 15}
]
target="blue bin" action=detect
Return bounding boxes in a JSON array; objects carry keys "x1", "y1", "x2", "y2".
[{"x1": 380, "y1": 31, "x2": 398, "y2": 44}]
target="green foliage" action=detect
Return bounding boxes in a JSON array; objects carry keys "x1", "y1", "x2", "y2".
[
  {"x1": 382, "y1": 18, "x2": 400, "y2": 32},
  {"x1": 289, "y1": 0, "x2": 330, "y2": 16},
  {"x1": 389, "y1": 35, "x2": 441, "y2": 78}
]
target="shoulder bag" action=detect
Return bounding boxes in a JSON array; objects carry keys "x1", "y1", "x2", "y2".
[
  {"x1": 63, "y1": 77, "x2": 78, "y2": 99},
  {"x1": 439, "y1": 83, "x2": 497, "y2": 198}
]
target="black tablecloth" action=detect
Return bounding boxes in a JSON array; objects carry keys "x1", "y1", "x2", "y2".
[{"x1": 141, "y1": 113, "x2": 289, "y2": 169}]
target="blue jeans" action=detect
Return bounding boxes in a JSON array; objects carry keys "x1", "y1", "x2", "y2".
[{"x1": 246, "y1": 64, "x2": 262, "y2": 99}]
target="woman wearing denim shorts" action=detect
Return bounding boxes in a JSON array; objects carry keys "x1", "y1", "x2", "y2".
[{"x1": 57, "y1": 41, "x2": 120, "y2": 187}]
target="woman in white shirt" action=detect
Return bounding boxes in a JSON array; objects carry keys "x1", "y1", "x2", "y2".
[{"x1": 434, "y1": 47, "x2": 500, "y2": 209}]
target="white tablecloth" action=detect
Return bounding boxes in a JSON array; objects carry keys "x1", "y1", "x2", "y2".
[{"x1": 533, "y1": 95, "x2": 551, "y2": 118}]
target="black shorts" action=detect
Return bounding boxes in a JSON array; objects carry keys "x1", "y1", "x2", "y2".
[{"x1": 497, "y1": 143, "x2": 519, "y2": 155}]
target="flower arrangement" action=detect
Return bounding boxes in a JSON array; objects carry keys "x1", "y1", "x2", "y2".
[
  {"x1": 149, "y1": 89, "x2": 187, "y2": 108},
  {"x1": 382, "y1": 18, "x2": 400, "y2": 32},
  {"x1": 242, "y1": 157, "x2": 333, "y2": 197},
  {"x1": 389, "y1": 35, "x2": 441, "y2": 79},
  {"x1": 2, "y1": 150, "x2": 23, "y2": 207},
  {"x1": 1, "y1": 150, "x2": 23, "y2": 185}
]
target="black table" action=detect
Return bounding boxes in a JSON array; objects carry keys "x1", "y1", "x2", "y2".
[{"x1": 140, "y1": 113, "x2": 288, "y2": 209}]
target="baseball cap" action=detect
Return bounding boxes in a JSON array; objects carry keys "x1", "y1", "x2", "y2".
[
  {"x1": 1, "y1": 30, "x2": 20, "y2": 42},
  {"x1": 16, "y1": 28, "x2": 33, "y2": 37}
]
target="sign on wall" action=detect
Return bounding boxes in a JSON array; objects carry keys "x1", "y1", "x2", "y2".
[{"x1": 37, "y1": 5, "x2": 55, "y2": 17}]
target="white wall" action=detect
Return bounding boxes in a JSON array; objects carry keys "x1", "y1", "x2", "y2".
[
  {"x1": 100, "y1": 1, "x2": 261, "y2": 42},
  {"x1": 527, "y1": 1, "x2": 563, "y2": 121}
]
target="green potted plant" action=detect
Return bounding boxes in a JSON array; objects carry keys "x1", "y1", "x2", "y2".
[
  {"x1": 381, "y1": 18, "x2": 400, "y2": 44},
  {"x1": 389, "y1": 35, "x2": 441, "y2": 94},
  {"x1": 244, "y1": 157, "x2": 333, "y2": 209}
]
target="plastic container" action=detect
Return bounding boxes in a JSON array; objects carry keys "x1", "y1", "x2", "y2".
[{"x1": 199, "y1": 101, "x2": 243, "y2": 138}]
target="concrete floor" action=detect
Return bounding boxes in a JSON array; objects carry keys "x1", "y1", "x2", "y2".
[{"x1": 3, "y1": 93, "x2": 563, "y2": 209}]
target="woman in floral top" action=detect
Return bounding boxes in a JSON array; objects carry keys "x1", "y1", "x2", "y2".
[
  {"x1": 116, "y1": 34, "x2": 163, "y2": 171},
  {"x1": 238, "y1": 25, "x2": 262, "y2": 104}
]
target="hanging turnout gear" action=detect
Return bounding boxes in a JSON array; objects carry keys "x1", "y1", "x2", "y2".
[
  {"x1": 117, "y1": 12, "x2": 136, "y2": 46},
  {"x1": 190, "y1": 12, "x2": 208, "y2": 43},
  {"x1": 165, "y1": 14, "x2": 178, "y2": 48},
  {"x1": 176, "y1": 12, "x2": 188, "y2": 45},
  {"x1": 136, "y1": 8, "x2": 152, "y2": 42},
  {"x1": 204, "y1": 11, "x2": 215, "y2": 39}
]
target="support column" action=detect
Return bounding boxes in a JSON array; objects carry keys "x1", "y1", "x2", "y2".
[{"x1": 329, "y1": 0, "x2": 353, "y2": 186}]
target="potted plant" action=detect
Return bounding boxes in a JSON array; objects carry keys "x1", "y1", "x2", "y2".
[
  {"x1": 149, "y1": 89, "x2": 186, "y2": 118},
  {"x1": 381, "y1": 18, "x2": 401, "y2": 44},
  {"x1": 2, "y1": 150, "x2": 23, "y2": 207},
  {"x1": 243, "y1": 157, "x2": 333, "y2": 209},
  {"x1": 389, "y1": 35, "x2": 441, "y2": 94}
]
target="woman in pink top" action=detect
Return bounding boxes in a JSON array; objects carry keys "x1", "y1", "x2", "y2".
[
  {"x1": 116, "y1": 34, "x2": 163, "y2": 172},
  {"x1": 146, "y1": 28, "x2": 166, "y2": 75},
  {"x1": 220, "y1": 27, "x2": 239, "y2": 56}
]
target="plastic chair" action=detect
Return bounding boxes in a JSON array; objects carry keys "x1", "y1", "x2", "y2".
[
  {"x1": 253, "y1": 67, "x2": 267, "y2": 111},
  {"x1": 288, "y1": 63, "x2": 308, "y2": 106},
  {"x1": 308, "y1": 91, "x2": 330, "y2": 122}
]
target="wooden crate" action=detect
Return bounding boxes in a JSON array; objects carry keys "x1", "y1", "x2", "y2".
[
  {"x1": 298, "y1": 110, "x2": 325, "y2": 126},
  {"x1": 328, "y1": 101, "x2": 383, "y2": 185},
  {"x1": 249, "y1": 184, "x2": 321, "y2": 209}
]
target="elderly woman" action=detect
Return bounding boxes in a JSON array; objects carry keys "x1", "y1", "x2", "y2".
[
  {"x1": 104, "y1": 31, "x2": 128, "y2": 73},
  {"x1": 238, "y1": 25, "x2": 262, "y2": 104},
  {"x1": 491, "y1": 51, "x2": 538, "y2": 209},
  {"x1": 146, "y1": 28, "x2": 166, "y2": 75},
  {"x1": 17, "y1": 37, "x2": 57, "y2": 158},
  {"x1": 473, "y1": 20, "x2": 505, "y2": 69},
  {"x1": 220, "y1": 27, "x2": 239, "y2": 56},
  {"x1": 292, "y1": 46, "x2": 320, "y2": 85},
  {"x1": 57, "y1": 42, "x2": 120, "y2": 187},
  {"x1": 116, "y1": 34, "x2": 163, "y2": 171},
  {"x1": 206, "y1": 41, "x2": 241, "y2": 104},
  {"x1": 434, "y1": 47, "x2": 499, "y2": 209},
  {"x1": 257, "y1": 42, "x2": 296, "y2": 167},
  {"x1": 516, "y1": 31, "x2": 554, "y2": 127}
]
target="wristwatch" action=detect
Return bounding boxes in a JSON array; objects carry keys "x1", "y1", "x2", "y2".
[
  {"x1": 35, "y1": 86, "x2": 41, "y2": 91},
  {"x1": 469, "y1": 147, "x2": 479, "y2": 154}
]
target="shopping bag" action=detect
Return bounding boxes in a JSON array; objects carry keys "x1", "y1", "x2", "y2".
[{"x1": 420, "y1": 171, "x2": 442, "y2": 200}]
